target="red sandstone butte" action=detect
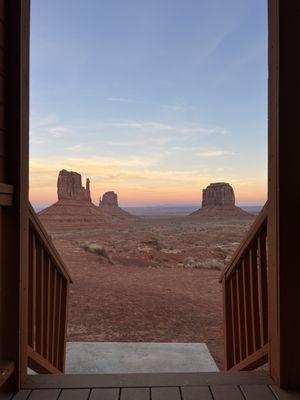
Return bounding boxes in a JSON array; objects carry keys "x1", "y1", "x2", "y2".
[
  {"x1": 99, "y1": 191, "x2": 118, "y2": 206},
  {"x1": 57, "y1": 169, "x2": 91, "y2": 202},
  {"x1": 190, "y1": 182, "x2": 254, "y2": 220}
]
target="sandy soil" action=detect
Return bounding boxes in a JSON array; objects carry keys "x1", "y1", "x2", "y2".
[{"x1": 41, "y1": 214, "x2": 254, "y2": 369}]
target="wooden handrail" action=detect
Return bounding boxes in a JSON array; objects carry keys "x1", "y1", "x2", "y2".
[
  {"x1": 222, "y1": 202, "x2": 269, "y2": 371},
  {"x1": 0, "y1": 182, "x2": 14, "y2": 206},
  {"x1": 220, "y1": 202, "x2": 268, "y2": 283},
  {"x1": 29, "y1": 203, "x2": 72, "y2": 283},
  {"x1": 28, "y1": 204, "x2": 72, "y2": 374},
  {"x1": 0, "y1": 362, "x2": 14, "y2": 387}
]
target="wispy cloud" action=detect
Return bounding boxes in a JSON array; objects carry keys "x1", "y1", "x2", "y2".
[
  {"x1": 64, "y1": 144, "x2": 84, "y2": 152},
  {"x1": 96, "y1": 120, "x2": 227, "y2": 136},
  {"x1": 30, "y1": 115, "x2": 228, "y2": 153},
  {"x1": 106, "y1": 97, "x2": 132, "y2": 103},
  {"x1": 48, "y1": 126, "x2": 68, "y2": 137},
  {"x1": 196, "y1": 150, "x2": 234, "y2": 157},
  {"x1": 30, "y1": 114, "x2": 70, "y2": 140},
  {"x1": 161, "y1": 102, "x2": 194, "y2": 112}
]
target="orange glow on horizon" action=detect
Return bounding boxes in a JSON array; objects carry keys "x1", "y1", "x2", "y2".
[
  {"x1": 30, "y1": 184, "x2": 267, "y2": 207},
  {"x1": 29, "y1": 159, "x2": 267, "y2": 207}
]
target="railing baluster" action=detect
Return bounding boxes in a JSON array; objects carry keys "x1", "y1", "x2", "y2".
[
  {"x1": 55, "y1": 276, "x2": 63, "y2": 369},
  {"x1": 258, "y1": 228, "x2": 268, "y2": 345},
  {"x1": 224, "y1": 279, "x2": 234, "y2": 370},
  {"x1": 58, "y1": 280, "x2": 69, "y2": 372},
  {"x1": 35, "y1": 240, "x2": 44, "y2": 356},
  {"x1": 49, "y1": 264, "x2": 56, "y2": 365},
  {"x1": 242, "y1": 253, "x2": 254, "y2": 357},
  {"x1": 28, "y1": 230, "x2": 36, "y2": 350},
  {"x1": 237, "y1": 266, "x2": 246, "y2": 360},
  {"x1": 249, "y1": 241, "x2": 261, "y2": 351},
  {"x1": 43, "y1": 254, "x2": 51, "y2": 361},
  {"x1": 231, "y1": 275, "x2": 240, "y2": 364}
]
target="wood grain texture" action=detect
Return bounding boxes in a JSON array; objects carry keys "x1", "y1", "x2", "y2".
[
  {"x1": 120, "y1": 388, "x2": 150, "y2": 400},
  {"x1": 229, "y1": 345, "x2": 268, "y2": 372},
  {"x1": 0, "y1": 193, "x2": 12, "y2": 206},
  {"x1": 28, "y1": 389, "x2": 60, "y2": 400},
  {"x1": 27, "y1": 345, "x2": 62, "y2": 375},
  {"x1": 90, "y1": 388, "x2": 120, "y2": 400},
  {"x1": 181, "y1": 386, "x2": 213, "y2": 400},
  {"x1": 12, "y1": 390, "x2": 31, "y2": 399},
  {"x1": 270, "y1": 385, "x2": 300, "y2": 399},
  {"x1": 23, "y1": 372, "x2": 274, "y2": 389},
  {"x1": 0, "y1": 361, "x2": 14, "y2": 387},
  {"x1": 9, "y1": 372, "x2": 298, "y2": 400},
  {"x1": 59, "y1": 389, "x2": 90, "y2": 400},
  {"x1": 240, "y1": 385, "x2": 276, "y2": 399},
  {"x1": 211, "y1": 385, "x2": 244, "y2": 400},
  {"x1": 151, "y1": 387, "x2": 181, "y2": 400}
]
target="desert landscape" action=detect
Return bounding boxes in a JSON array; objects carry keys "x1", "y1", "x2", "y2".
[{"x1": 38, "y1": 170, "x2": 257, "y2": 368}]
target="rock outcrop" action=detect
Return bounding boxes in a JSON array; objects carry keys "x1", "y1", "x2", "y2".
[
  {"x1": 99, "y1": 191, "x2": 118, "y2": 206},
  {"x1": 190, "y1": 182, "x2": 254, "y2": 220},
  {"x1": 57, "y1": 169, "x2": 91, "y2": 202},
  {"x1": 99, "y1": 190, "x2": 132, "y2": 218},
  {"x1": 39, "y1": 171, "x2": 133, "y2": 229},
  {"x1": 202, "y1": 183, "x2": 235, "y2": 207}
]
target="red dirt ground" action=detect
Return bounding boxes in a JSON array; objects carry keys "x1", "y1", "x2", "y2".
[{"x1": 40, "y1": 212, "x2": 255, "y2": 370}]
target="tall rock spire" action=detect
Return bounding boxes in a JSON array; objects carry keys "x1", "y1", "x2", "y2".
[{"x1": 57, "y1": 169, "x2": 92, "y2": 202}]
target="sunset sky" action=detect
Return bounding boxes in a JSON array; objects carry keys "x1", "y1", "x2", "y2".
[{"x1": 30, "y1": 0, "x2": 268, "y2": 208}]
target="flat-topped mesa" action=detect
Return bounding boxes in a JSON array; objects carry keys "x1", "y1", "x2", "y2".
[
  {"x1": 190, "y1": 182, "x2": 254, "y2": 219},
  {"x1": 57, "y1": 169, "x2": 91, "y2": 202},
  {"x1": 202, "y1": 182, "x2": 235, "y2": 208},
  {"x1": 99, "y1": 191, "x2": 118, "y2": 207}
]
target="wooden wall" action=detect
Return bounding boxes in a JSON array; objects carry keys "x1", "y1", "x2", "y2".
[
  {"x1": 0, "y1": 1, "x2": 6, "y2": 182},
  {"x1": 268, "y1": 0, "x2": 300, "y2": 389},
  {"x1": 0, "y1": 0, "x2": 30, "y2": 393}
]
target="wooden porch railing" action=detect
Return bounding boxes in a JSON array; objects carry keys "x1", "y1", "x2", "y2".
[
  {"x1": 220, "y1": 203, "x2": 268, "y2": 371},
  {"x1": 28, "y1": 204, "x2": 72, "y2": 374}
]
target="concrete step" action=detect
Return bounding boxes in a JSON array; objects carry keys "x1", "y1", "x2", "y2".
[{"x1": 65, "y1": 342, "x2": 219, "y2": 374}]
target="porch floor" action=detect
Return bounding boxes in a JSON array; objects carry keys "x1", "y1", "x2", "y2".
[{"x1": 6, "y1": 372, "x2": 300, "y2": 399}]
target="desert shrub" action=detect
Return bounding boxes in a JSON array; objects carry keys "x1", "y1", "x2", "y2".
[
  {"x1": 181, "y1": 257, "x2": 224, "y2": 270},
  {"x1": 81, "y1": 242, "x2": 112, "y2": 263},
  {"x1": 141, "y1": 236, "x2": 161, "y2": 251},
  {"x1": 201, "y1": 259, "x2": 224, "y2": 270}
]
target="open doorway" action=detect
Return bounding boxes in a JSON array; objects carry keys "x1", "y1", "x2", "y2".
[{"x1": 29, "y1": 0, "x2": 268, "y2": 374}]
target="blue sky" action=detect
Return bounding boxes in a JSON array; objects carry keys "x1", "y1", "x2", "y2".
[{"x1": 30, "y1": 0, "x2": 268, "y2": 207}]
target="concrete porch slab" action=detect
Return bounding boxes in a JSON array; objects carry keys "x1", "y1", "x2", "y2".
[{"x1": 65, "y1": 342, "x2": 219, "y2": 374}]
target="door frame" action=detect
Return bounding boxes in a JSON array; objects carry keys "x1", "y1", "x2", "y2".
[{"x1": 2, "y1": 0, "x2": 300, "y2": 393}]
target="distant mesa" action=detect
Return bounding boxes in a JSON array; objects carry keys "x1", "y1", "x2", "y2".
[
  {"x1": 57, "y1": 169, "x2": 91, "y2": 202},
  {"x1": 190, "y1": 182, "x2": 253, "y2": 219},
  {"x1": 99, "y1": 190, "x2": 132, "y2": 218},
  {"x1": 99, "y1": 191, "x2": 118, "y2": 207},
  {"x1": 202, "y1": 182, "x2": 235, "y2": 207}
]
